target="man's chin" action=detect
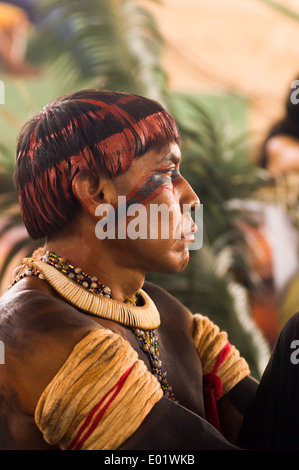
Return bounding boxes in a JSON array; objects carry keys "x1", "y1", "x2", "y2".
[{"x1": 152, "y1": 251, "x2": 190, "y2": 274}]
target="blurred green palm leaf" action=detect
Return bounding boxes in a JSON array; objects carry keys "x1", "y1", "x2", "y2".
[
  {"x1": 32, "y1": 0, "x2": 168, "y2": 102},
  {"x1": 256, "y1": 0, "x2": 299, "y2": 22}
]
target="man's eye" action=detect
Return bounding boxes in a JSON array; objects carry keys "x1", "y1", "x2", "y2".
[{"x1": 163, "y1": 168, "x2": 176, "y2": 177}]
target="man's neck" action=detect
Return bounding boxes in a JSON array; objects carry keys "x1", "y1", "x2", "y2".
[{"x1": 43, "y1": 239, "x2": 145, "y2": 302}]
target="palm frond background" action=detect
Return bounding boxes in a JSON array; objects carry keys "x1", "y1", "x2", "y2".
[{"x1": 30, "y1": 0, "x2": 168, "y2": 103}]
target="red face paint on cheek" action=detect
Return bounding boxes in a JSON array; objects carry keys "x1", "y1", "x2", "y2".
[{"x1": 111, "y1": 166, "x2": 180, "y2": 226}]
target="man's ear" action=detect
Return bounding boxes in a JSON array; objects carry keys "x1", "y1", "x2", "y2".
[{"x1": 72, "y1": 173, "x2": 115, "y2": 217}]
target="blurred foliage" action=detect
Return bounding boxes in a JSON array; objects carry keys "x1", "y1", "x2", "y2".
[
  {"x1": 257, "y1": 0, "x2": 299, "y2": 22},
  {"x1": 29, "y1": 0, "x2": 168, "y2": 103},
  {"x1": 0, "y1": 0, "x2": 273, "y2": 377}
]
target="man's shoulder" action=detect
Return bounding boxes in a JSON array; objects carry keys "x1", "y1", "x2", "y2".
[
  {"x1": 143, "y1": 280, "x2": 194, "y2": 331},
  {"x1": 0, "y1": 283, "x2": 98, "y2": 414},
  {"x1": 143, "y1": 280, "x2": 190, "y2": 312},
  {"x1": 0, "y1": 282, "x2": 97, "y2": 340}
]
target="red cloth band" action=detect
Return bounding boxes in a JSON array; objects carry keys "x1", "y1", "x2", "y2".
[{"x1": 203, "y1": 342, "x2": 232, "y2": 432}]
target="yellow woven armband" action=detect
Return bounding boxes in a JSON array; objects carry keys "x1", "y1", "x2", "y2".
[
  {"x1": 193, "y1": 313, "x2": 250, "y2": 397},
  {"x1": 34, "y1": 328, "x2": 163, "y2": 450}
]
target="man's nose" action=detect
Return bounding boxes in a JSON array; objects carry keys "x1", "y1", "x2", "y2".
[{"x1": 179, "y1": 178, "x2": 200, "y2": 211}]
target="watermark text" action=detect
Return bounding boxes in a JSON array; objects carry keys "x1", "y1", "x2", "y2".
[
  {"x1": 0, "y1": 340, "x2": 4, "y2": 364},
  {"x1": 290, "y1": 340, "x2": 299, "y2": 364},
  {"x1": 95, "y1": 197, "x2": 203, "y2": 250},
  {"x1": 290, "y1": 80, "x2": 299, "y2": 104}
]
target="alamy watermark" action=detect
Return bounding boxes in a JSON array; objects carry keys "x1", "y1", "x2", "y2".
[
  {"x1": 0, "y1": 80, "x2": 4, "y2": 105},
  {"x1": 0, "y1": 341, "x2": 4, "y2": 364},
  {"x1": 290, "y1": 80, "x2": 299, "y2": 104},
  {"x1": 290, "y1": 340, "x2": 299, "y2": 364},
  {"x1": 95, "y1": 197, "x2": 203, "y2": 250}
]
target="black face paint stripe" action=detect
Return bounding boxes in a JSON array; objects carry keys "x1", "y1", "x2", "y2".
[{"x1": 111, "y1": 167, "x2": 183, "y2": 224}]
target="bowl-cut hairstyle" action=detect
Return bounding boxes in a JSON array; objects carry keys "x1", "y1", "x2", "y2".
[{"x1": 15, "y1": 89, "x2": 180, "y2": 239}]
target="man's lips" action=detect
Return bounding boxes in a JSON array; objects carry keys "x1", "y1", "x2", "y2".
[{"x1": 181, "y1": 222, "x2": 198, "y2": 241}]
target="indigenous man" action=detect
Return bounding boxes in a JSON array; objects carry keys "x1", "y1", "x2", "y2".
[{"x1": 0, "y1": 89, "x2": 264, "y2": 450}]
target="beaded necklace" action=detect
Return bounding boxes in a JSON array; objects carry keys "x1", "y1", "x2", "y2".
[
  {"x1": 133, "y1": 328, "x2": 176, "y2": 401},
  {"x1": 10, "y1": 251, "x2": 112, "y2": 298},
  {"x1": 11, "y1": 255, "x2": 160, "y2": 330},
  {"x1": 9, "y1": 251, "x2": 176, "y2": 402}
]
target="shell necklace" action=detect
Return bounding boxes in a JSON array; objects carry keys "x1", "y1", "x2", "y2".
[{"x1": 11, "y1": 252, "x2": 160, "y2": 330}]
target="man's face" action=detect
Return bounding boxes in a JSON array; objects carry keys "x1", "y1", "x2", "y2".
[{"x1": 96, "y1": 142, "x2": 200, "y2": 274}]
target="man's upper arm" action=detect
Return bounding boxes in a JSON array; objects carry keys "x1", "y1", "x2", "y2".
[{"x1": 2, "y1": 289, "x2": 97, "y2": 415}]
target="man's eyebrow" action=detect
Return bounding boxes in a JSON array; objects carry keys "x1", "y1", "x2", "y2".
[
  {"x1": 170, "y1": 152, "x2": 181, "y2": 164},
  {"x1": 156, "y1": 151, "x2": 181, "y2": 166}
]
